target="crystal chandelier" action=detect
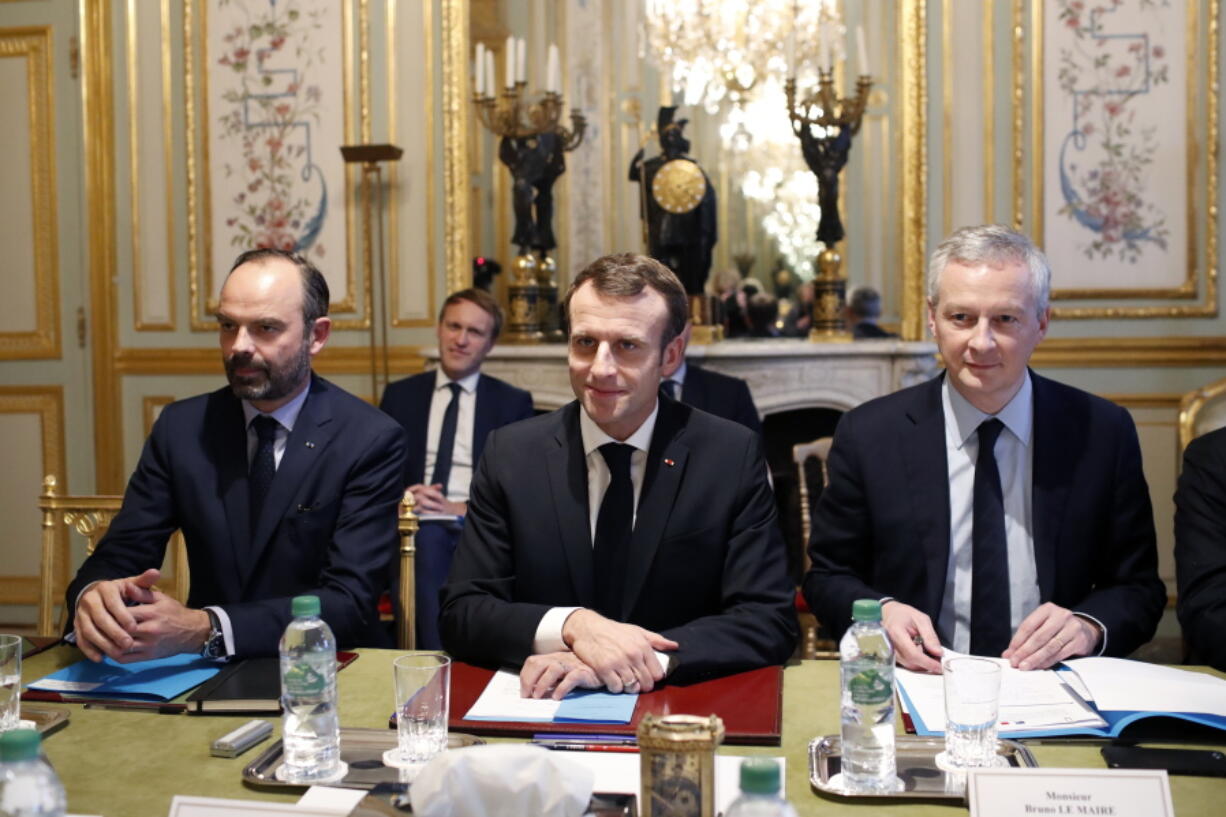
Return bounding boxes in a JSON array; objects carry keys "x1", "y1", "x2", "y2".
[{"x1": 641, "y1": 0, "x2": 843, "y2": 114}]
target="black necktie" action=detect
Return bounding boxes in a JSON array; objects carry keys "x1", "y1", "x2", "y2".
[
  {"x1": 430, "y1": 383, "x2": 463, "y2": 495},
  {"x1": 661, "y1": 379, "x2": 678, "y2": 400},
  {"x1": 594, "y1": 443, "x2": 635, "y2": 618},
  {"x1": 971, "y1": 418, "x2": 1012, "y2": 655},
  {"x1": 249, "y1": 415, "x2": 279, "y2": 533}
]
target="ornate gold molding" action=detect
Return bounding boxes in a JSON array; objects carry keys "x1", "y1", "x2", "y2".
[
  {"x1": 0, "y1": 26, "x2": 61, "y2": 361},
  {"x1": 388, "y1": 0, "x2": 437, "y2": 328},
  {"x1": 900, "y1": 0, "x2": 928, "y2": 340},
  {"x1": 141, "y1": 395, "x2": 175, "y2": 436},
  {"x1": 82, "y1": 0, "x2": 125, "y2": 492},
  {"x1": 127, "y1": 0, "x2": 177, "y2": 332},
  {"x1": 0, "y1": 386, "x2": 67, "y2": 606},
  {"x1": 1016, "y1": 0, "x2": 1219, "y2": 315},
  {"x1": 442, "y1": 0, "x2": 472, "y2": 295},
  {"x1": 1033, "y1": 336, "x2": 1226, "y2": 367}
]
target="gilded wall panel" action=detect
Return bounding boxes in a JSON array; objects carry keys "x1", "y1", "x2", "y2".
[
  {"x1": 0, "y1": 387, "x2": 66, "y2": 610},
  {"x1": 0, "y1": 26, "x2": 60, "y2": 360}
]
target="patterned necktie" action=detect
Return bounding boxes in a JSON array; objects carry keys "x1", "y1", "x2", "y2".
[
  {"x1": 430, "y1": 382, "x2": 464, "y2": 495},
  {"x1": 249, "y1": 415, "x2": 280, "y2": 534},
  {"x1": 593, "y1": 443, "x2": 635, "y2": 618},
  {"x1": 970, "y1": 418, "x2": 1012, "y2": 655}
]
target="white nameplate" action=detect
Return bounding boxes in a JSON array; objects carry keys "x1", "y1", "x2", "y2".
[{"x1": 968, "y1": 768, "x2": 1173, "y2": 817}]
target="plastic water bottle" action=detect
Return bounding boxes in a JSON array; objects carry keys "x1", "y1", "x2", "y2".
[
  {"x1": 0, "y1": 729, "x2": 66, "y2": 817},
  {"x1": 724, "y1": 758, "x2": 797, "y2": 817},
  {"x1": 278, "y1": 595, "x2": 341, "y2": 782},
  {"x1": 838, "y1": 598, "x2": 897, "y2": 793}
]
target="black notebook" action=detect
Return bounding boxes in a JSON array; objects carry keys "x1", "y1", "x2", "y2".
[{"x1": 186, "y1": 652, "x2": 358, "y2": 714}]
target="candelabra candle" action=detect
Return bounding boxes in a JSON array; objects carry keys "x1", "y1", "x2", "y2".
[{"x1": 472, "y1": 85, "x2": 587, "y2": 148}]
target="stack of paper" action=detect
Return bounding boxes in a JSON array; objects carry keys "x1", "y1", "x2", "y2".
[
  {"x1": 463, "y1": 669, "x2": 638, "y2": 723},
  {"x1": 897, "y1": 653, "x2": 1226, "y2": 738}
]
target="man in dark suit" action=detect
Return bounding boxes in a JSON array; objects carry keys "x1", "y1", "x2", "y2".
[
  {"x1": 846, "y1": 285, "x2": 897, "y2": 339},
  {"x1": 440, "y1": 253, "x2": 796, "y2": 697},
  {"x1": 67, "y1": 249, "x2": 407, "y2": 662},
  {"x1": 805, "y1": 225, "x2": 1164, "y2": 672},
  {"x1": 379, "y1": 288, "x2": 534, "y2": 648},
  {"x1": 659, "y1": 324, "x2": 762, "y2": 435},
  {"x1": 1173, "y1": 426, "x2": 1226, "y2": 671}
]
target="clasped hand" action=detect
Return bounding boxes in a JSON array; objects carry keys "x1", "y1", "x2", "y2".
[
  {"x1": 882, "y1": 600, "x2": 1100, "y2": 672},
  {"x1": 74, "y1": 568, "x2": 210, "y2": 663},
  {"x1": 518, "y1": 609, "x2": 678, "y2": 700},
  {"x1": 407, "y1": 483, "x2": 467, "y2": 517}
]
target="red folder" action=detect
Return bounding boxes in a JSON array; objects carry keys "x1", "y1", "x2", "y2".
[{"x1": 448, "y1": 662, "x2": 784, "y2": 746}]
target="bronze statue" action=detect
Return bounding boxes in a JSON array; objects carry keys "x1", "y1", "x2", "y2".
[
  {"x1": 499, "y1": 131, "x2": 566, "y2": 254},
  {"x1": 629, "y1": 107, "x2": 717, "y2": 295},
  {"x1": 798, "y1": 123, "x2": 853, "y2": 246}
]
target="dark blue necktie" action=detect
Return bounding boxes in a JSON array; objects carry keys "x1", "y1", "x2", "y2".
[
  {"x1": 971, "y1": 418, "x2": 1012, "y2": 655},
  {"x1": 594, "y1": 443, "x2": 635, "y2": 618},
  {"x1": 249, "y1": 415, "x2": 279, "y2": 534},
  {"x1": 430, "y1": 383, "x2": 463, "y2": 495},
  {"x1": 661, "y1": 379, "x2": 679, "y2": 400}
]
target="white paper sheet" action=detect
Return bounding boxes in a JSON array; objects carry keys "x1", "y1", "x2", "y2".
[{"x1": 1063, "y1": 657, "x2": 1226, "y2": 716}]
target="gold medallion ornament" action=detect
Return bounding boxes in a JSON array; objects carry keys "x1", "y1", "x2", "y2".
[{"x1": 651, "y1": 160, "x2": 707, "y2": 214}]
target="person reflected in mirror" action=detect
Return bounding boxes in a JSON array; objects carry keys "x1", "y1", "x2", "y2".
[{"x1": 845, "y1": 285, "x2": 897, "y2": 339}]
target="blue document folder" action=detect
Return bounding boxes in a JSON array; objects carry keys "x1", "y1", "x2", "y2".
[{"x1": 27, "y1": 653, "x2": 223, "y2": 702}]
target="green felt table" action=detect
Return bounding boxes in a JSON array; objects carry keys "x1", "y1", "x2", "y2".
[{"x1": 19, "y1": 646, "x2": 1226, "y2": 817}]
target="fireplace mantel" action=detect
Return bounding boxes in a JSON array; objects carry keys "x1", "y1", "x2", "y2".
[{"x1": 427, "y1": 339, "x2": 939, "y2": 415}]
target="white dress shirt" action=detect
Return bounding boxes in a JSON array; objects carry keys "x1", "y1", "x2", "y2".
[
  {"x1": 938, "y1": 374, "x2": 1041, "y2": 653},
  {"x1": 662, "y1": 360, "x2": 687, "y2": 401},
  {"x1": 532, "y1": 403, "x2": 661, "y2": 656},
  {"x1": 422, "y1": 369, "x2": 480, "y2": 502}
]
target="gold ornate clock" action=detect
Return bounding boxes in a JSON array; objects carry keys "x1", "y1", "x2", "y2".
[
  {"x1": 651, "y1": 159, "x2": 707, "y2": 214},
  {"x1": 637, "y1": 714, "x2": 725, "y2": 817}
]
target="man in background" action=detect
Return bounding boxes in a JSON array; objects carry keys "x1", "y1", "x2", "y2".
[
  {"x1": 659, "y1": 324, "x2": 762, "y2": 435},
  {"x1": 1173, "y1": 426, "x2": 1226, "y2": 671},
  {"x1": 845, "y1": 285, "x2": 897, "y2": 339},
  {"x1": 805, "y1": 225, "x2": 1164, "y2": 672},
  {"x1": 380, "y1": 288, "x2": 534, "y2": 648},
  {"x1": 68, "y1": 249, "x2": 406, "y2": 661}
]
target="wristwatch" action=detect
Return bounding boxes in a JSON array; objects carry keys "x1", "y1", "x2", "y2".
[{"x1": 201, "y1": 609, "x2": 226, "y2": 659}]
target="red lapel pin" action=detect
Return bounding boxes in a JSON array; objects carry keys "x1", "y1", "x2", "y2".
[{"x1": 664, "y1": 458, "x2": 675, "y2": 467}]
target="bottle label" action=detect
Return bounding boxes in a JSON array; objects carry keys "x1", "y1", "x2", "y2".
[
  {"x1": 848, "y1": 668, "x2": 892, "y2": 704},
  {"x1": 283, "y1": 660, "x2": 326, "y2": 696}
]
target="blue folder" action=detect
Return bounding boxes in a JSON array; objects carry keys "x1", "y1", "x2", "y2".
[{"x1": 27, "y1": 653, "x2": 223, "y2": 702}]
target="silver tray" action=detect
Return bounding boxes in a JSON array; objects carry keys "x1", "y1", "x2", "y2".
[
  {"x1": 19, "y1": 705, "x2": 69, "y2": 737},
  {"x1": 243, "y1": 727, "x2": 484, "y2": 790},
  {"x1": 809, "y1": 734, "x2": 1038, "y2": 800}
]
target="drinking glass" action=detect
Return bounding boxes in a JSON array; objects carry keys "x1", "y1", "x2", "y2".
[
  {"x1": 938, "y1": 656, "x2": 1003, "y2": 769},
  {"x1": 384, "y1": 653, "x2": 451, "y2": 768},
  {"x1": 0, "y1": 634, "x2": 21, "y2": 732}
]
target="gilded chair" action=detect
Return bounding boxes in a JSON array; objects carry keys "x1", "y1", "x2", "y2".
[
  {"x1": 395, "y1": 489, "x2": 419, "y2": 650},
  {"x1": 1178, "y1": 375, "x2": 1226, "y2": 454},
  {"x1": 792, "y1": 437, "x2": 838, "y2": 659},
  {"x1": 37, "y1": 475, "x2": 189, "y2": 638}
]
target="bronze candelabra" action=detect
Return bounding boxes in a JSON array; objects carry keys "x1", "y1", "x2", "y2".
[
  {"x1": 786, "y1": 70, "x2": 872, "y2": 341},
  {"x1": 473, "y1": 83, "x2": 586, "y2": 343}
]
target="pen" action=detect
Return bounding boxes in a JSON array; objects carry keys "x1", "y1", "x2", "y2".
[
  {"x1": 533, "y1": 732, "x2": 636, "y2": 743},
  {"x1": 83, "y1": 702, "x2": 186, "y2": 714},
  {"x1": 536, "y1": 742, "x2": 639, "y2": 753}
]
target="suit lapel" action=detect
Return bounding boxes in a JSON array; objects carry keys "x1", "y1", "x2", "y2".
[
  {"x1": 212, "y1": 391, "x2": 252, "y2": 594},
  {"x1": 900, "y1": 376, "x2": 952, "y2": 617},
  {"x1": 406, "y1": 375, "x2": 434, "y2": 484},
  {"x1": 621, "y1": 400, "x2": 687, "y2": 618},
  {"x1": 545, "y1": 404, "x2": 596, "y2": 605},
  {"x1": 1029, "y1": 372, "x2": 1069, "y2": 602},
  {"x1": 473, "y1": 376, "x2": 495, "y2": 465},
  {"x1": 245, "y1": 377, "x2": 335, "y2": 589}
]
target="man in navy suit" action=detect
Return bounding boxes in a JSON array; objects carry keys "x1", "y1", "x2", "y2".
[
  {"x1": 440, "y1": 254, "x2": 796, "y2": 698},
  {"x1": 659, "y1": 324, "x2": 762, "y2": 435},
  {"x1": 804, "y1": 225, "x2": 1164, "y2": 672},
  {"x1": 67, "y1": 249, "x2": 408, "y2": 662},
  {"x1": 379, "y1": 288, "x2": 534, "y2": 648},
  {"x1": 1173, "y1": 426, "x2": 1226, "y2": 671}
]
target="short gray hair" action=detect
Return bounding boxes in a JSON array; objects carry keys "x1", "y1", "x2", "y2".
[
  {"x1": 927, "y1": 225, "x2": 1051, "y2": 318},
  {"x1": 847, "y1": 286, "x2": 882, "y2": 319}
]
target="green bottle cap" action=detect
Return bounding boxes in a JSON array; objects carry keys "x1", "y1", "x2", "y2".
[
  {"x1": 0, "y1": 729, "x2": 41, "y2": 762},
  {"x1": 738, "y1": 757, "x2": 781, "y2": 795},
  {"x1": 851, "y1": 598, "x2": 882, "y2": 622},
  {"x1": 291, "y1": 595, "x2": 321, "y2": 617}
]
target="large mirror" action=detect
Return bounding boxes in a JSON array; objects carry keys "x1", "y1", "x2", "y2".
[{"x1": 457, "y1": 0, "x2": 925, "y2": 338}]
